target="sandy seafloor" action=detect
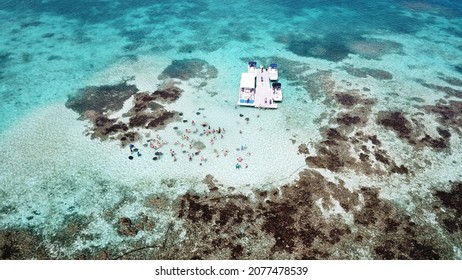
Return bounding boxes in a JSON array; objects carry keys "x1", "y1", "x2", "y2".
[{"x1": 0, "y1": 0, "x2": 462, "y2": 259}]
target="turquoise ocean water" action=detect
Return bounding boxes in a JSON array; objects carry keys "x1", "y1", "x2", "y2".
[{"x1": 1, "y1": 0, "x2": 462, "y2": 259}]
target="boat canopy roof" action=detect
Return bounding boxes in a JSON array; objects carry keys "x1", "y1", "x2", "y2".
[
  {"x1": 272, "y1": 82, "x2": 281, "y2": 87},
  {"x1": 248, "y1": 61, "x2": 257, "y2": 67},
  {"x1": 270, "y1": 63, "x2": 278, "y2": 68},
  {"x1": 240, "y1": 72, "x2": 256, "y2": 88}
]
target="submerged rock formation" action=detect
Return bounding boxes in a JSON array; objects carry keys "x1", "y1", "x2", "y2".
[
  {"x1": 158, "y1": 58, "x2": 218, "y2": 81},
  {"x1": 66, "y1": 81, "x2": 182, "y2": 146}
]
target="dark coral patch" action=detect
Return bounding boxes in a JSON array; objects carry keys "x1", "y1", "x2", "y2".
[
  {"x1": 48, "y1": 55, "x2": 63, "y2": 61},
  {"x1": 83, "y1": 111, "x2": 129, "y2": 139},
  {"x1": 146, "y1": 110, "x2": 176, "y2": 129},
  {"x1": 374, "y1": 239, "x2": 441, "y2": 260},
  {"x1": 419, "y1": 134, "x2": 447, "y2": 149},
  {"x1": 377, "y1": 111, "x2": 449, "y2": 150},
  {"x1": 203, "y1": 174, "x2": 219, "y2": 192},
  {"x1": 334, "y1": 92, "x2": 361, "y2": 107},
  {"x1": 20, "y1": 21, "x2": 42, "y2": 28},
  {"x1": 336, "y1": 114, "x2": 361, "y2": 125},
  {"x1": 66, "y1": 81, "x2": 138, "y2": 115},
  {"x1": 67, "y1": 81, "x2": 180, "y2": 146},
  {"x1": 262, "y1": 202, "x2": 298, "y2": 252},
  {"x1": 435, "y1": 183, "x2": 462, "y2": 217},
  {"x1": 285, "y1": 34, "x2": 351, "y2": 62},
  {"x1": 231, "y1": 244, "x2": 244, "y2": 260},
  {"x1": 424, "y1": 101, "x2": 462, "y2": 129},
  {"x1": 344, "y1": 66, "x2": 393, "y2": 80},
  {"x1": 354, "y1": 188, "x2": 384, "y2": 226},
  {"x1": 158, "y1": 59, "x2": 218, "y2": 81},
  {"x1": 152, "y1": 86, "x2": 182, "y2": 102},
  {"x1": 309, "y1": 125, "x2": 409, "y2": 175},
  {"x1": 128, "y1": 90, "x2": 179, "y2": 130},
  {"x1": 117, "y1": 217, "x2": 139, "y2": 236},
  {"x1": 377, "y1": 111, "x2": 412, "y2": 138},
  {"x1": 116, "y1": 214, "x2": 154, "y2": 238},
  {"x1": 332, "y1": 91, "x2": 375, "y2": 109},
  {"x1": 417, "y1": 80, "x2": 462, "y2": 98},
  {"x1": 0, "y1": 52, "x2": 12, "y2": 68},
  {"x1": 439, "y1": 75, "x2": 462, "y2": 87},
  {"x1": 281, "y1": 33, "x2": 402, "y2": 62},
  {"x1": 41, "y1": 32, "x2": 55, "y2": 38},
  {"x1": 436, "y1": 127, "x2": 451, "y2": 139},
  {"x1": 346, "y1": 38, "x2": 403, "y2": 60},
  {"x1": 454, "y1": 64, "x2": 462, "y2": 74},
  {"x1": 352, "y1": 187, "x2": 448, "y2": 260},
  {"x1": 306, "y1": 128, "x2": 351, "y2": 172},
  {"x1": 0, "y1": 229, "x2": 50, "y2": 259}
]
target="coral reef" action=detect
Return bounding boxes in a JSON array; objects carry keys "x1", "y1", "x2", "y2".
[
  {"x1": 279, "y1": 34, "x2": 402, "y2": 62},
  {"x1": 158, "y1": 59, "x2": 218, "y2": 81},
  {"x1": 66, "y1": 81, "x2": 138, "y2": 115},
  {"x1": 377, "y1": 111, "x2": 449, "y2": 149},
  {"x1": 66, "y1": 82, "x2": 182, "y2": 146},
  {"x1": 164, "y1": 170, "x2": 453, "y2": 259},
  {"x1": 344, "y1": 66, "x2": 393, "y2": 80},
  {"x1": 0, "y1": 229, "x2": 49, "y2": 260},
  {"x1": 424, "y1": 101, "x2": 462, "y2": 133}
]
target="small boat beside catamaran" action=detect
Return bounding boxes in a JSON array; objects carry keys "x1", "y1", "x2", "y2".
[
  {"x1": 238, "y1": 61, "x2": 283, "y2": 108},
  {"x1": 268, "y1": 63, "x2": 278, "y2": 80},
  {"x1": 272, "y1": 82, "x2": 282, "y2": 101}
]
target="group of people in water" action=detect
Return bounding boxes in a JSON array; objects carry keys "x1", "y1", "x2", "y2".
[{"x1": 127, "y1": 114, "x2": 250, "y2": 170}]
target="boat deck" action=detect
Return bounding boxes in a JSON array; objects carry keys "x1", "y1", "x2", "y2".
[{"x1": 254, "y1": 70, "x2": 277, "y2": 109}]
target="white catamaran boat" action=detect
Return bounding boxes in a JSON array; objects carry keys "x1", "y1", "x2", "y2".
[
  {"x1": 237, "y1": 72, "x2": 257, "y2": 106},
  {"x1": 237, "y1": 62, "x2": 283, "y2": 108}
]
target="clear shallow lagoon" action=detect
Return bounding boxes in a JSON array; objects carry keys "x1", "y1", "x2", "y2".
[{"x1": 1, "y1": 0, "x2": 462, "y2": 259}]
